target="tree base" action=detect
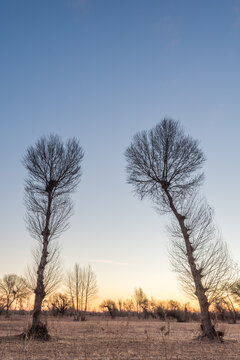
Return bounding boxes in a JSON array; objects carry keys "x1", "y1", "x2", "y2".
[
  {"x1": 20, "y1": 323, "x2": 51, "y2": 341},
  {"x1": 195, "y1": 325, "x2": 224, "y2": 342},
  {"x1": 195, "y1": 334, "x2": 224, "y2": 343}
]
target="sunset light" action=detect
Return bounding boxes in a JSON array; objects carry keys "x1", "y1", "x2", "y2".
[{"x1": 1, "y1": 0, "x2": 240, "y2": 357}]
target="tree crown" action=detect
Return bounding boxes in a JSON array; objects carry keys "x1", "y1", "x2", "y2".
[
  {"x1": 125, "y1": 118, "x2": 205, "y2": 209},
  {"x1": 23, "y1": 134, "x2": 84, "y2": 241}
]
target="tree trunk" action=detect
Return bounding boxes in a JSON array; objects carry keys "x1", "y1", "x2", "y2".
[
  {"x1": 31, "y1": 238, "x2": 48, "y2": 330},
  {"x1": 81, "y1": 287, "x2": 88, "y2": 321},
  {"x1": 80, "y1": 311, "x2": 86, "y2": 321},
  {"x1": 5, "y1": 296, "x2": 15, "y2": 318},
  {"x1": 28, "y1": 191, "x2": 52, "y2": 339},
  {"x1": 164, "y1": 188, "x2": 217, "y2": 339},
  {"x1": 75, "y1": 286, "x2": 79, "y2": 321},
  {"x1": 6, "y1": 302, "x2": 10, "y2": 318}
]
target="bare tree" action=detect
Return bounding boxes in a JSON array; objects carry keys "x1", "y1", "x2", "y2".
[
  {"x1": 66, "y1": 264, "x2": 98, "y2": 321},
  {"x1": 48, "y1": 293, "x2": 70, "y2": 317},
  {"x1": 133, "y1": 287, "x2": 148, "y2": 316},
  {"x1": 122, "y1": 298, "x2": 134, "y2": 312},
  {"x1": 0, "y1": 274, "x2": 29, "y2": 317},
  {"x1": 23, "y1": 134, "x2": 83, "y2": 339},
  {"x1": 125, "y1": 118, "x2": 230, "y2": 339},
  {"x1": 100, "y1": 299, "x2": 117, "y2": 318}
]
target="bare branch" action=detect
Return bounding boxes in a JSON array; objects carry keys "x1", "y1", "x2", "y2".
[{"x1": 26, "y1": 242, "x2": 63, "y2": 297}]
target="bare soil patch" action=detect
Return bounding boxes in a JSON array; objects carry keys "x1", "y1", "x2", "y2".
[{"x1": 0, "y1": 315, "x2": 240, "y2": 359}]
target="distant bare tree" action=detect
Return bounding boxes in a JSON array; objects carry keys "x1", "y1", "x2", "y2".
[
  {"x1": 48, "y1": 293, "x2": 70, "y2": 317},
  {"x1": 125, "y1": 118, "x2": 231, "y2": 339},
  {"x1": 122, "y1": 298, "x2": 134, "y2": 312},
  {"x1": 23, "y1": 134, "x2": 83, "y2": 339},
  {"x1": 229, "y1": 279, "x2": 240, "y2": 303},
  {"x1": 100, "y1": 299, "x2": 117, "y2": 318},
  {"x1": 214, "y1": 296, "x2": 237, "y2": 324},
  {"x1": 166, "y1": 300, "x2": 181, "y2": 311},
  {"x1": 118, "y1": 299, "x2": 123, "y2": 314},
  {"x1": 66, "y1": 264, "x2": 98, "y2": 321},
  {"x1": 224, "y1": 279, "x2": 240, "y2": 323},
  {"x1": 0, "y1": 274, "x2": 29, "y2": 317},
  {"x1": 133, "y1": 287, "x2": 148, "y2": 315}
]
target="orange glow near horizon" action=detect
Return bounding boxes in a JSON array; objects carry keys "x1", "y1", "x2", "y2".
[{"x1": 11, "y1": 293, "x2": 200, "y2": 312}]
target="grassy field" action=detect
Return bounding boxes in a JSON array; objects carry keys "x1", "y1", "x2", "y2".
[{"x1": 0, "y1": 315, "x2": 240, "y2": 359}]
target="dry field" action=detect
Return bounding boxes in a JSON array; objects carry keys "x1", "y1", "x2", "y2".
[{"x1": 0, "y1": 315, "x2": 240, "y2": 360}]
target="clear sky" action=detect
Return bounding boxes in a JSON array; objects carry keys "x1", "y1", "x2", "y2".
[{"x1": 1, "y1": 0, "x2": 240, "y2": 307}]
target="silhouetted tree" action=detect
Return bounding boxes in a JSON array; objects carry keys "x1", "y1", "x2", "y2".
[
  {"x1": 23, "y1": 134, "x2": 83, "y2": 339},
  {"x1": 133, "y1": 287, "x2": 148, "y2": 317},
  {"x1": 229, "y1": 280, "x2": 240, "y2": 303},
  {"x1": 100, "y1": 299, "x2": 118, "y2": 318},
  {"x1": 66, "y1": 264, "x2": 98, "y2": 321},
  {"x1": 125, "y1": 118, "x2": 230, "y2": 339},
  {"x1": 223, "y1": 280, "x2": 240, "y2": 323},
  {"x1": 49, "y1": 293, "x2": 70, "y2": 317},
  {"x1": 0, "y1": 274, "x2": 29, "y2": 317},
  {"x1": 122, "y1": 298, "x2": 134, "y2": 312}
]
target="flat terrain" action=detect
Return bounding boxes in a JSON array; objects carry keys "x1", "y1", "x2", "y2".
[{"x1": 0, "y1": 315, "x2": 240, "y2": 359}]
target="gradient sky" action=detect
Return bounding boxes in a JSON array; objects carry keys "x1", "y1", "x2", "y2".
[{"x1": 1, "y1": 0, "x2": 240, "y2": 307}]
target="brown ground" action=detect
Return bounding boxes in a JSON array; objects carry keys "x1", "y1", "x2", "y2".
[{"x1": 0, "y1": 315, "x2": 240, "y2": 360}]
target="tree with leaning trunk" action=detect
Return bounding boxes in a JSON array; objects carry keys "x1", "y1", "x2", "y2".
[
  {"x1": 125, "y1": 118, "x2": 229, "y2": 339},
  {"x1": 168, "y1": 195, "x2": 233, "y2": 325},
  {"x1": 23, "y1": 134, "x2": 83, "y2": 339}
]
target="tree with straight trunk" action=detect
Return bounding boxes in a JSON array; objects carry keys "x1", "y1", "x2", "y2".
[
  {"x1": 66, "y1": 264, "x2": 98, "y2": 321},
  {"x1": 125, "y1": 118, "x2": 232, "y2": 340},
  {"x1": 23, "y1": 134, "x2": 83, "y2": 339}
]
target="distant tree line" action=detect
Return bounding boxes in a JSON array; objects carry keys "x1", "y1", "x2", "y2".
[
  {"x1": 2, "y1": 279, "x2": 240, "y2": 326},
  {"x1": 99, "y1": 286, "x2": 240, "y2": 324}
]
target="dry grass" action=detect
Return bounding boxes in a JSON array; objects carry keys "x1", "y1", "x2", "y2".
[{"x1": 0, "y1": 315, "x2": 240, "y2": 359}]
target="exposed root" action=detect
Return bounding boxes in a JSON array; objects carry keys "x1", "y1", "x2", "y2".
[
  {"x1": 194, "y1": 325, "x2": 224, "y2": 342},
  {"x1": 19, "y1": 322, "x2": 51, "y2": 341}
]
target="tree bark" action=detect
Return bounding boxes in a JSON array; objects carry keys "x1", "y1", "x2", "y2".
[
  {"x1": 30, "y1": 191, "x2": 52, "y2": 335},
  {"x1": 31, "y1": 238, "x2": 48, "y2": 330},
  {"x1": 164, "y1": 187, "x2": 217, "y2": 339}
]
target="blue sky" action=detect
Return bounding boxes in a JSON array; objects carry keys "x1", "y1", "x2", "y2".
[{"x1": 1, "y1": 0, "x2": 240, "y2": 305}]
